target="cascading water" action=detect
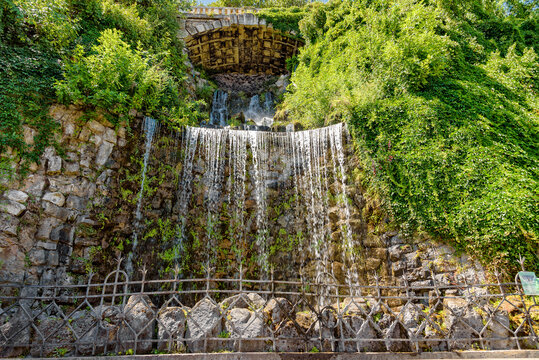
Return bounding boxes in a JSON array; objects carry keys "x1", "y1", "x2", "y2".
[
  {"x1": 126, "y1": 116, "x2": 159, "y2": 275},
  {"x1": 173, "y1": 123, "x2": 356, "y2": 285},
  {"x1": 209, "y1": 90, "x2": 275, "y2": 128},
  {"x1": 209, "y1": 90, "x2": 228, "y2": 126}
]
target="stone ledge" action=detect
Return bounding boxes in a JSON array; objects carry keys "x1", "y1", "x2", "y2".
[{"x1": 6, "y1": 350, "x2": 539, "y2": 360}]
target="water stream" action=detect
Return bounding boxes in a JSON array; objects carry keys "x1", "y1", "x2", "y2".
[{"x1": 126, "y1": 116, "x2": 159, "y2": 275}]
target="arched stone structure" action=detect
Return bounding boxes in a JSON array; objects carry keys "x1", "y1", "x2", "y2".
[{"x1": 180, "y1": 7, "x2": 303, "y2": 75}]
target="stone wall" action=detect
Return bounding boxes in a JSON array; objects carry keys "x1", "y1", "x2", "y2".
[
  {"x1": 0, "y1": 105, "x2": 486, "y2": 291},
  {"x1": 0, "y1": 105, "x2": 136, "y2": 287}
]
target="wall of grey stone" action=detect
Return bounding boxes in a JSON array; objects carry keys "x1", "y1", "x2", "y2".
[{"x1": 0, "y1": 105, "x2": 131, "y2": 287}]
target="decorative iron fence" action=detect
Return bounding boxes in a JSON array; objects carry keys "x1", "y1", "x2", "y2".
[{"x1": 1, "y1": 258, "x2": 537, "y2": 357}]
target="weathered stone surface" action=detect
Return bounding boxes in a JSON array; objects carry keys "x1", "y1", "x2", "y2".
[
  {"x1": 225, "y1": 308, "x2": 267, "y2": 352},
  {"x1": 0, "y1": 213, "x2": 19, "y2": 236},
  {"x1": 36, "y1": 217, "x2": 62, "y2": 240},
  {"x1": 42, "y1": 202, "x2": 76, "y2": 221},
  {"x1": 0, "y1": 200, "x2": 26, "y2": 216},
  {"x1": 66, "y1": 195, "x2": 87, "y2": 211},
  {"x1": 443, "y1": 297, "x2": 482, "y2": 350},
  {"x1": 47, "y1": 156, "x2": 62, "y2": 175},
  {"x1": 484, "y1": 309, "x2": 512, "y2": 350},
  {"x1": 43, "y1": 192, "x2": 66, "y2": 207},
  {"x1": 339, "y1": 315, "x2": 383, "y2": 352},
  {"x1": 5, "y1": 190, "x2": 28, "y2": 203},
  {"x1": 157, "y1": 307, "x2": 187, "y2": 351},
  {"x1": 88, "y1": 120, "x2": 106, "y2": 135},
  {"x1": 264, "y1": 297, "x2": 292, "y2": 328},
  {"x1": 118, "y1": 295, "x2": 156, "y2": 353},
  {"x1": 96, "y1": 141, "x2": 114, "y2": 166},
  {"x1": 103, "y1": 128, "x2": 117, "y2": 144},
  {"x1": 22, "y1": 174, "x2": 47, "y2": 197},
  {"x1": 186, "y1": 298, "x2": 222, "y2": 352},
  {"x1": 64, "y1": 161, "x2": 80, "y2": 175},
  {"x1": 220, "y1": 293, "x2": 266, "y2": 311}
]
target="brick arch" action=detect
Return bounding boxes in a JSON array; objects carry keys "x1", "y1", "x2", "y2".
[{"x1": 181, "y1": 8, "x2": 303, "y2": 75}]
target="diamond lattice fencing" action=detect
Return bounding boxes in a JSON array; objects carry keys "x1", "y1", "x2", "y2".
[{"x1": 1, "y1": 258, "x2": 537, "y2": 357}]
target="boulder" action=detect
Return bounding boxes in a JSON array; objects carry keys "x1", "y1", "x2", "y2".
[
  {"x1": 96, "y1": 141, "x2": 114, "y2": 167},
  {"x1": 219, "y1": 293, "x2": 266, "y2": 311},
  {"x1": 186, "y1": 298, "x2": 223, "y2": 352},
  {"x1": 264, "y1": 297, "x2": 292, "y2": 329},
  {"x1": 157, "y1": 307, "x2": 186, "y2": 351},
  {"x1": 339, "y1": 315, "x2": 383, "y2": 352},
  {"x1": 118, "y1": 295, "x2": 156, "y2": 353},
  {"x1": 225, "y1": 308, "x2": 267, "y2": 352},
  {"x1": 443, "y1": 297, "x2": 482, "y2": 350}
]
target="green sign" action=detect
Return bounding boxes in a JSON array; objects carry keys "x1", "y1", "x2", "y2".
[{"x1": 518, "y1": 271, "x2": 539, "y2": 295}]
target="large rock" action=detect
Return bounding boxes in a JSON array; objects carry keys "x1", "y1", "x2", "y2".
[
  {"x1": 0, "y1": 200, "x2": 26, "y2": 216},
  {"x1": 443, "y1": 297, "x2": 482, "y2": 350},
  {"x1": 5, "y1": 190, "x2": 28, "y2": 203},
  {"x1": 118, "y1": 295, "x2": 156, "y2": 353},
  {"x1": 264, "y1": 297, "x2": 292, "y2": 329},
  {"x1": 225, "y1": 308, "x2": 267, "y2": 352},
  {"x1": 157, "y1": 307, "x2": 186, "y2": 351},
  {"x1": 339, "y1": 315, "x2": 383, "y2": 352},
  {"x1": 0, "y1": 213, "x2": 19, "y2": 236},
  {"x1": 483, "y1": 308, "x2": 512, "y2": 350},
  {"x1": 186, "y1": 298, "x2": 223, "y2": 352}
]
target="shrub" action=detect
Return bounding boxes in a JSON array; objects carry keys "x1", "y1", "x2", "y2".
[{"x1": 55, "y1": 29, "x2": 173, "y2": 122}]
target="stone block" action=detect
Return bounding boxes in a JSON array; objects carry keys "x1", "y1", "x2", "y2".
[
  {"x1": 43, "y1": 192, "x2": 66, "y2": 207},
  {"x1": 36, "y1": 218, "x2": 61, "y2": 240},
  {"x1": 87, "y1": 120, "x2": 105, "y2": 135},
  {"x1": 65, "y1": 195, "x2": 87, "y2": 211},
  {"x1": 117, "y1": 295, "x2": 156, "y2": 354},
  {"x1": 5, "y1": 190, "x2": 28, "y2": 203},
  {"x1": 42, "y1": 202, "x2": 76, "y2": 221},
  {"x1": 186, "y1": 298, "x2": 223, "y2": 352},
  {"x1": 96, "y1": 141, "x2": 114, "y2": 167},
  {"x1": 64, "y1": 161, "x2": 80, "y2": 176},
  {"x1": 103, "y1": 128, "x2": 117, "y2": 144},
  {"x1": 0, "y1": 200, "x2": 26, "y2": 216},
  {"x1": 22, "y1": 175, "x2": 46, "y2": 197},
  {"x1": 157, "y1": 307, "x2": 187, "y2": 351},
  {"x1": 47, "y1": 156, "x2": 62, "y2": 175},
  {"x1": 0, "y1": 213, "x2": 19, "y2": 236}
]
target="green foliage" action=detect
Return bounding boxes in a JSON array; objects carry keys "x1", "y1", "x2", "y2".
[
  {"x1": 55, "y1": 29, "x2": 177, "y2": 122},
  {"x1": 1, "y1": 0, "x2": 201, "y2": 180},
  {"x1": 284, "y1": 0, "x2": 539, "y2": 271},
  {"x1": 208, "y1": 0, "x2": 308, "y2": 7},
  {"x1": 256, "y1": 6, "x2": 308, "y2": 35}
]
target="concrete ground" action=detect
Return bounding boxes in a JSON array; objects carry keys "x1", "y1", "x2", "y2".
[{"x1": 11, "y1": 350, "x2": 539, "y2": 360}]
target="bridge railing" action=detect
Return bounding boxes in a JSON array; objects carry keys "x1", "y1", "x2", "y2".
[{"x1": 188, "y1": 6, "x2": 258, "y2": 16}]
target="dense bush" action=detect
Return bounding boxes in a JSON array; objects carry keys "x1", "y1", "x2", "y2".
[{"x1": 284, "y1": 0, "x2": 538, "y2": 271}]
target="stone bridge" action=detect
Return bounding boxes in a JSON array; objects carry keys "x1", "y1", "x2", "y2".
[{"x1": 179, "y1": 6, "x2": 303, "y2": 75}]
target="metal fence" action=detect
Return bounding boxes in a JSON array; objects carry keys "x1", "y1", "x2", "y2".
[{"x1": 1, "y1": 258, "x2": 537, "y2": 357}]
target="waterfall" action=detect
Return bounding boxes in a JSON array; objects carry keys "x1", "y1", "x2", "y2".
[
  {"x1": 244, "y1": 93, "x2": 274, "y2": 127},
  {"x1": 172, "y1": 123, "x2": 355, "y2": 283},
  {"x1": 126, "y1": 116, "x2": 159, "y2": 275},
  {"x1": 210, "y1": 90, "x2": 228, "y2": 126}
]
